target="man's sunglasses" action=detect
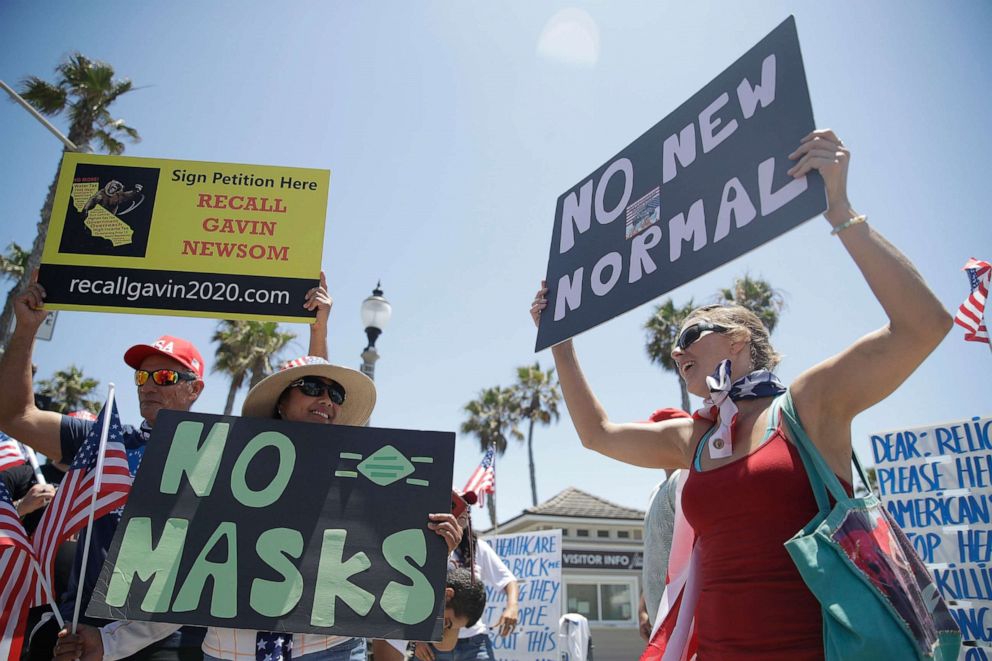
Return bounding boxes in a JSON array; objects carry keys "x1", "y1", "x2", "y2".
[
  {"x1": 288, "y1": 377, "x2": 346, "y2": 406},
  {"x1": 676, "y1": 322, "x2": 729, "y2": 351},
  {"x1": 134, "y1": 369, "x2": 198, "y2": 387}
]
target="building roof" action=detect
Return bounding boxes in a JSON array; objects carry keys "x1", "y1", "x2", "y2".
[{"x1": 488, "y1": 487, "x2": 645, "y2": 533}]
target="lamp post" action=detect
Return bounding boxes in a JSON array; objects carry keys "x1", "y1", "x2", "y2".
[{"x1": 360, "y1": 282, "x2": 392, "y2": 381}]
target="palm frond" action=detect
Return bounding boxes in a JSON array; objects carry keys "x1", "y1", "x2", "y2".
[{"x1": 17, "y1": 77, "x2": 67, "y2": 115}]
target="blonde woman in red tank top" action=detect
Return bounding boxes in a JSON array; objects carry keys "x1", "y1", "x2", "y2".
[{"x1": 530, "y1": 129, "x2": 952, "y2": 660}]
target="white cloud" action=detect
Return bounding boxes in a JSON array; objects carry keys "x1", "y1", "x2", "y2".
[{"x1": 536, "y1": 8, "x2": 600, "y2": 66}]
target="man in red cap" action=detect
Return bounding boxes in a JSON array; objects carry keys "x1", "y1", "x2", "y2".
[{"x1": 0, "y1": 280, "x2": 207, "y2": 660}]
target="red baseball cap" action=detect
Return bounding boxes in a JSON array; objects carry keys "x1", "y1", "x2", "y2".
[{"x1": 123, "y1": 335, "x2": 206, "y2": 379}]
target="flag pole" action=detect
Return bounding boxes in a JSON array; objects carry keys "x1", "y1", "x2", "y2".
[
  {"x1": 492, "y1": 449, "x2": 499, "y2": 535},
  {"x1": 70, "y1": 383, "x2": 115, "y2": 634},
  {"x1": 30, "y1": 556, "x2": 65, "y2": 629},
  {"x1": 20, "y1": 444, "x2": 47, "y2": 486}
]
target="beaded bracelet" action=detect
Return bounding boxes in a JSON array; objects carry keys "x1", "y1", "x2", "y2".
[{"x1": 830, "y1": 214, "x2": 867, "y2": 236}]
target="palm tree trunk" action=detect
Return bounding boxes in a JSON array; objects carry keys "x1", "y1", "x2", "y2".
[
  {"x1": 223, "y1": 374, "x2": 243, "y2": 416},
  {"x1": 0, "y1": 155, "x2": 65, "y2": 351},
  {"x1": 679, "y1": 379, "x2": 691, "y2": 413},
  {"x1": 527, "y1": 416, "x2": 537, "y2": 506}
]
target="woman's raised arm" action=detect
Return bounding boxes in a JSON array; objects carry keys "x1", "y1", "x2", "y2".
[
  {"x1": 533, "y1": 283, "x2": 693, "y2": 469},
  {"x1": 788, "y1": 130, "x2": 952, "y2": 471}
]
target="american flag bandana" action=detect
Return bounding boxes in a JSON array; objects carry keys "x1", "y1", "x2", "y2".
[
  {"x1": 693, "y1": 360, "x2": 786, "y2": 459},
  {"x1": 256, "y1": 631, "x2": 292, "y2": 660}
]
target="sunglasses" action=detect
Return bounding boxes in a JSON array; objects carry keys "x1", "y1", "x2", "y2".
[
  {"x1": 676, "y1": 321, "x2": 729, "y2": 351},
  {"x1": 288, "y1": 377, "x2": 346, "y2": 406},
  {"x1": 134, "y1": 369, "x2": 198, "y2": 387}
]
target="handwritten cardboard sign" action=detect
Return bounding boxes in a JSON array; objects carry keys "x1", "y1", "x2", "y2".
[
  {"x1": 872, "y1": 414, "x2": 992, "y2": 654},
  {"x1": 484, "y1": 530, "x2": 562, "y2": 661}
]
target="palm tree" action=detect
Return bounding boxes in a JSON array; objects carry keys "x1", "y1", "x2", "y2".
[
  {"x1": 212, "y1": 321, "x2": 296, "y2": 415},
  {"x1": 460, "y1": 386, "x2": 523, "y2": 527},
  {"x1": 512, "y1": 362, "x2": 561, "y2": 507},
  {"x1": 0, "y1": 242, "x2": 30, "y2": 284},
  {"x1": 644, "y1": 298, "x2": 696, "y2": 412},
  {"x1": 717, "y1": 274, "x2": 785, "y2": 334},
  {"x1": 36, "y1": 365, "x2": 100, "y2": 414},
  {"x1": 0, "y1": 53, "x2": 140, "y2": 351}
]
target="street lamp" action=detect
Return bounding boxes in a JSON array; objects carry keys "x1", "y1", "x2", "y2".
[{"x1": 360, "y1": 282, "x2": 392, "y2": 381}]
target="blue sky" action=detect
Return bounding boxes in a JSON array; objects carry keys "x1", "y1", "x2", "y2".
[{"x1": 1, "y1": 1, "x2": 990, "y2": 530}]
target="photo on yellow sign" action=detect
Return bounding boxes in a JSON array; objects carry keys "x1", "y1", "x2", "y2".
[{"x1": 39, "y1": 152, "x2": 330, "y2": 322}]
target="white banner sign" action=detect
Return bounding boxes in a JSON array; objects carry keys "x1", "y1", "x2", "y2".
[
  {"x1": 871, "y1": 415, "x2": 992, "y2": 658},
  {"x1": 484, "y1": 530, "x2": 562, "y2": 661}
]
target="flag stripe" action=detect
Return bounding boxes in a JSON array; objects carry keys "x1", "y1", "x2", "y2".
[
  {"x1": 463, "y1": 447, "x2": 496, "y2": 507},
  {"x1": 0, "y1": 549, "x2": 35, "y2": 660},
  {"x1": 29, "y1": 398, "x2": 132, "y2": 606},
  {"x1": 0, "y1": 436, "x2": 26, "y2": 473},
  {"x1": 955, "y1": 258, "x2": 991, "y2": 346},
  {"x1": 0, "y1": 481, "x2": 38, "y2": 661}
]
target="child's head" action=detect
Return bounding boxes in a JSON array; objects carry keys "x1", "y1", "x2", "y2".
[{"x1": 436, "y1": 567, "x2": 487, "y2": 651}]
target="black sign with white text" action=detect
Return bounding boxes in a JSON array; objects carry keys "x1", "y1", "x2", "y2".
[
  {"x1": 86, "y1": 411, "x2": 454, "y2": 640},
  {"x1": 536, "y1": 16, "x2": 825, "y2": 350}
]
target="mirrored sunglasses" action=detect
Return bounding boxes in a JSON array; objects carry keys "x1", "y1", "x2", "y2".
[
  {"x1": 288, "y1": 377, "x2": 346, "y2": 406},
  {"x1": 676, "y1": 321, "x2": 729, "y2": 351},
  {"x1": 134, "y1": 369, "x2": 197, "y2": 387}
]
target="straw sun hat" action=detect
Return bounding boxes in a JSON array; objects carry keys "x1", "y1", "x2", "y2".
[{"x1": 241, "y1": 356, "x2": 376, "y2": 426}]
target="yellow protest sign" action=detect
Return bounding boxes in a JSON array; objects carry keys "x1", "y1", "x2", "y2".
[{"x1": 39, "y1": 153, "x2": 329, "y2": 322}]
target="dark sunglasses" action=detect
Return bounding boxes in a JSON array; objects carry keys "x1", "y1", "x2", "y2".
[
  {"x1": 676, "y1": 322, "x2": 729, "y2": 351},
  {"x1": 288, "y1": 377, "x2": 346, "y2": 406},
  {"x1": 134, "y1": 369, "x2": 198, "y2": 387}
]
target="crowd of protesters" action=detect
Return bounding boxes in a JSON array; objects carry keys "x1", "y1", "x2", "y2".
[{"x1": 0, "y1": 273, "x2": 489, "y2": 661}]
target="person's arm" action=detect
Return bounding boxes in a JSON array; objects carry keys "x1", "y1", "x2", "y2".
[
  {"x1": 495, "y1": 579, "x2": 519, "y2": 637},
  {"x1": 638, "y1": 592, "x2": 652, "y2": 642},
  {"x1": 475, "y1": 539, "x2": 518, "y2": 637},
  {"x1": 0, "y1": 276, "x2": 65, "y2": 460},
  {"x1": 54, "y1": 620, "x2": 181, "y2": 661},
  {"x1": 528, "y1": 288, "x2": 694, "y2": 470},
  {"x1": 305, "y1": 271, "x2": 331, "y2": 358},
  {"x1": 371, "y1": 640, "x2": 407, "y2": 661},
  {"x1": 787, "y1": 130, "x2": 953, "y2": 477}
]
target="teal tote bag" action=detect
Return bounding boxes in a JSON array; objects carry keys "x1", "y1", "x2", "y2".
[{"x1": 779, "y1": 393, "x2": 961, "y2": 661}]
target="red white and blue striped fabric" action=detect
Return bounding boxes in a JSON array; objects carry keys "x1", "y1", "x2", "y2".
[
  {"x1": 30, "y1": 398, "x2": 132, "y2": 606},
  {"x1": 0, "y1": 432, "x2": 26, "y2": 472},
  {"x1": 463, "y1": 446, "x2": 496, "y2": 507},
  {"x1": 955, "y1": 258, "x2": 990, "y2": 344},
  {"x1": 0, "y1": 481, "x2": 38, "y2": 661}
]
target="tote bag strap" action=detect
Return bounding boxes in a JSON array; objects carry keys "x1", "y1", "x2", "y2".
[{"x1": 778, "y1": 390, "x2": 870, "y2": 510}]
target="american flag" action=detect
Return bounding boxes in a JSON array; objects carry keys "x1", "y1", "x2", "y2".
[
  {"x1": 0, "y1": 432, "x2": 26, "y2": 472},
  {"x1": 30, "y1": 398, "x2": 132, "y2": 606},
  {"x1": 955, "y1": 258, "x2": 991, "y2": 344},
  {"x1": 0, "y1": 481, "x2": 39, "y2": 660},
  {"x1": 463, "y1": 446, "x2": 496, "y2": 507}
]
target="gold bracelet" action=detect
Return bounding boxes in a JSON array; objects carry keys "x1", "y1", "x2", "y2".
[{"x1": 830, "y1": 214, "x2": 867, "y2": 236}]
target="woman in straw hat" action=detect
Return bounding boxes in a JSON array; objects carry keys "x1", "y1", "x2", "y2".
[
  {"x1": 530, "y1": 129, "x2": 955, "y2": 659},
  {"x1": 56, "y1": 279, "x2": 463, "y2": 661}
]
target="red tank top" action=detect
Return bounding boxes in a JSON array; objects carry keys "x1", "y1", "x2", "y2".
[{"x1": 681, "y1": 424, "x2": 825, "y2": 660}]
